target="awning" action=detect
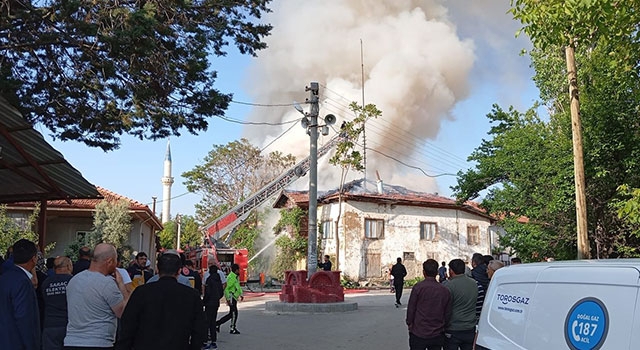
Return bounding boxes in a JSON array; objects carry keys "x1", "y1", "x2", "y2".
[{"x1": 0, "y1": 96, "x2": 101, "y2": 203}]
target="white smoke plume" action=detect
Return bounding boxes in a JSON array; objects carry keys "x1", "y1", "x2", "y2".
[{"x1": 243, "y1": 0, "x2": 476, "y2": 192}]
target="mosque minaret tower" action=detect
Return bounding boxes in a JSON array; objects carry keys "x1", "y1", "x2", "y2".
[{"x1": 161, "y1": 140, "x2": 174, "y2": 224}]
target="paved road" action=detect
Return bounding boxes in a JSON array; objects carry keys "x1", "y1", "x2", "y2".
[{"x1": 213, "y1": 289, "x2": 411, "y2": 350}]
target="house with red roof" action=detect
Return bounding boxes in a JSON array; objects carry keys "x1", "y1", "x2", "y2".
[
  {"x1": 274, "y1": 179, "x2": 499, "y2": 281},
  {"x1": 5, "y1": 186, "x2": 163, "y2": 260}
]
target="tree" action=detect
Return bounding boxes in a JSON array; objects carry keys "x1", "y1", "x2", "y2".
[
  {"x1": 65, "y1": 199, "x2": 133, "y2": 262},
  {"x1": 157, "y1": 220, "x2": 177, "y2": 250},
  {"x1": 271, "y1": 207, "x2": 307, "y2": 280},
  {"x1": 510, "y1": 0, "x2": 640, "y2": 258},
  {"x1": 454, "y1": 104, "x2": 577, "y2": 260},
  {"x1": 327, "y1": 102, "x2": 381, "y2": 269},
  {"x1": 0, "y1": 204, "x2": 53, "y2": 256},
  {"x1": 92, "y1": 200, "x2": 132, "y2": 248},
  {"x1": 0, "y1": 0, "x2": 272, "y2": 151},
  {"x1": 455, "y1": 36, "x2": 640, "y2": 260},
  {"x1": 157, "y1": 215, "x2": 203, "y2": 250},
  {"x1": 183, "y1": 138, "x2": 296, "y2": 223}
]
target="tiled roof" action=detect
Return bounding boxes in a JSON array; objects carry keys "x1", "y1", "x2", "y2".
[
  {"x1": 272, "y1": 190, "x2": 309, "y2": 209},
  {"x1": 6, "y1": 186, "x2": 162, "y2": 229},
  {"x1": 319, "y1": 179, "x2": 493, "y2": 220}
]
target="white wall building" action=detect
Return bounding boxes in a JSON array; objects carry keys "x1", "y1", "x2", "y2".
[
  {"x1": 317, "y1": 180, "x2": 495, "y2": 280},
  {"x1": 6, "y1": 187, "x2": 163, "y2": 262}
]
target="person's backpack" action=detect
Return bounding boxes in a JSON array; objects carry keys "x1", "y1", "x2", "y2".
[{"x1": 203, "y1": 274, "x2": 223, "y2": 305}]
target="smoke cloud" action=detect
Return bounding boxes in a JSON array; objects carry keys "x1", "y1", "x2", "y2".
[{"x1": 243, "y1": 0, "x2": 476, "y2": 192}]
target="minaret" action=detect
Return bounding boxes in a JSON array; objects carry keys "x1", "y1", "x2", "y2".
[{"x1": 161, "y1": 141, "x2": 174, "y2": 224}]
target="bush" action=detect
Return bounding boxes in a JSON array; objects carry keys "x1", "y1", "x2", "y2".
[
  {"x1": 404, "y1": 276, "x2": 424, "y2": 288},
  {"x1": 340, "y1": 275, "x2": 360, "y2": 289}
]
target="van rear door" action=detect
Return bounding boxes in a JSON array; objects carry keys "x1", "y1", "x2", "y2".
[{"x1": 477, "y1": 263, "x2": 640, "y2": 349}]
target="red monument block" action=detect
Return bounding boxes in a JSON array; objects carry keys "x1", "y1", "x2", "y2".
[{"x1": 279, "y1": 270, "x2": 344, "y2": 303}]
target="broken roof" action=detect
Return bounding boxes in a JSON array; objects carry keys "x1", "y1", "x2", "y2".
[
  {"x1": 314, "y1": 179, "x2": 493, "y2": 221},
  {"x1": 0, "y1": 96, "x2": 101, "y2": 203}
]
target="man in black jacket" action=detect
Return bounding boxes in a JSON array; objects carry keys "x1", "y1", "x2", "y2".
[
  {"x1": 203, "y1": 265, "x2": 224, "y2": 349},
  {"x1": 471, "y1": 253, "x2": 490, "y2": 291},
  {"x1": 116, "y1": 252, "x2": 206, "y2": 350},
  {"x1": 391, "y1": 257, "x2": 408, "y2": 306}
]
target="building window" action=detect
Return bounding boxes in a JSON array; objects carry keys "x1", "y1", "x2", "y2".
[
  {"x1": 403, "y1": 252, "x2": 415, "y2": 261},
  {"x1": 467, "y1": 225, "x2": 480, "y2": 245},
  {"x1": 76, "y1": 231, "x2": 90, "y2": 240},
  {"x1": 322, "y1": 220, "x2": 334, "y2": 239},
  {"x1": 420, "y1": 222, "x2": 437, "y2": 240},
  {"x1": 364, "y1": 218, "x2": 384, "y2": 239}
]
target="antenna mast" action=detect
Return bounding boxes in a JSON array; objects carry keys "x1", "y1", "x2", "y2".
[{"x1": 361, "y1": 39, "x2": 367, "y2": 190}]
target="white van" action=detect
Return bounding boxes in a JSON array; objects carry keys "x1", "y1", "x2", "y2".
[{"x1": 476, "y1": 259, "x2": 640, "y2": 349}]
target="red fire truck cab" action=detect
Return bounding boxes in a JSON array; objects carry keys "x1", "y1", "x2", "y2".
[{"x1": 190, "y1": 247, "x2": 248, "y2": 285}]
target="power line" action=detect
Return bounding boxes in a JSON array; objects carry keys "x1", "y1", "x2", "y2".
[
  {"x1": 319, "y1": 86, "x2": 470, "y2": 165},
  {"x1": 365, "y1": 147, "x2": 457, "y2": 178},
  {"x1": 321, "y1": 99, "x2": 468, "y2": 172},
  {"x1": 215, "y1": 114, "x2": 301, "y2": 126},
  {"x1": 230, "y1": 100, "x2": 298, "y2": 107}
]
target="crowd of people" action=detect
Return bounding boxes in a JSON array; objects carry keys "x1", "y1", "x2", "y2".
[
  {"x1": 403, "y1": 253, "x2": 514, "y2": 350},
  {"x1": 0, "y1": 239, "x2": 242, "y2": 350},
  {"x1": 1, "y1": 235, "x2": 522, "y2": 350}
]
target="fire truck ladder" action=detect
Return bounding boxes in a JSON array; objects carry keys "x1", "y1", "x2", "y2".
[{"x1": 202, "y1": 133, "x2": 343, "y2": 245}]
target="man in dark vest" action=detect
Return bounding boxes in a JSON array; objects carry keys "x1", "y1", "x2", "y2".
[{"x1": 391, "y1": 257, "x2": 408, "y2": 307}]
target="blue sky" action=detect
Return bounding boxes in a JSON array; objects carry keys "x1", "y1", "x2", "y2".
[{"x1": 41, "y1": 1, "x2": 539, "y2": 220}]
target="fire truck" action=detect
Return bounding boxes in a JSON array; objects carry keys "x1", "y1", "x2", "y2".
[{"x1": 188, "y1": 134, "x2": 343, "y2": 284}]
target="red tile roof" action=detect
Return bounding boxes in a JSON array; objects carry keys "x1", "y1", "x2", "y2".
[
  {"x1": 318, "y1": 179, "x2": 493, "y2": 221},
  {"x1": 6, "y1": 186, "x2": 162, "y2": 229},
  {"x1": 9, "y1": 186, "x2": 150, "y2": 210}
]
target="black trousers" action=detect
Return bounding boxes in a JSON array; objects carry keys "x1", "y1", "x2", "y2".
[
  {"x1": 409, "y1": 332, "x2": 445, "y2": 350},
  {"x1": 394, "y1": 280, "x2": 404, "y2": 304},
  {"x1": 216, "y1": 298, "x2": 238, "y2": 329},
  {"x1": 43, "y1": 326, "x2": 66, "y2": 350},
  {"x1": 444, "y1": 329, "x2": 476, "y2": 350},
  {"x1": 205, "y1": 303, "x2": 220, "y2": 342}
]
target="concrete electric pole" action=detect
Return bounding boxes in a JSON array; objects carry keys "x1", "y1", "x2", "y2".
[{"x1": 306, "y1": 82, "x2": 320, "y2": 278}]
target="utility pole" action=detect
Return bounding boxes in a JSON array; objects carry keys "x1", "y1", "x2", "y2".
[
  {"x1": 176, "y1": 214, "x2": 182, "y2": 250},
  {"x1": 566, "y1": 41, "x2": 590, "y2": 259},
  {"x1": 306, "y1": 82, "x2": 320, "y2": 277}
]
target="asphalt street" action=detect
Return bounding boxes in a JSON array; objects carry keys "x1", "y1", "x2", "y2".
[{"x1": 212, "y1": 289, "x2": 410, "y2": 350}]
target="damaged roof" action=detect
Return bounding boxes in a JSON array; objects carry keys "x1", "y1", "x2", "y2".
[
  {"x1": 0, "y1": 96, "x2": 101, "y2": 203},
  {"x1": 310, "y1": 179, "x2": 493, "y2": 221}
]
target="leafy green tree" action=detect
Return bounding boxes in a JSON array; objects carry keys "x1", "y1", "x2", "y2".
[
  {"x1": 454, "y1": 104, "x2": 576, "y2": 260},
  {"x1": 183, "y1": 138, "x2": 295, "y2": 223},
  {"x1": 157, "y1": 221, "x2": 177, "y2": 250},
  {"x1": 1, "y1": 0, "x2": 272, "y2": 151},
  {"x1": 92, "y1": 200, "x2": 132, "y2": 248},
  {"x1": 178, "y1": 215, "x2": 202, "y2": 250},
  {"x1": 0, "y1": 204, "x2": 49, "y2": 256},
  {"x1": 510, "y1": 0, "x2": 640, "y2": 258},
  {"x1": 65, "y1": 199, "x2": 133, "y2": 261},
  {"x1": 456, "y1": 35, "x2": 640, "y2": 259},
  {"x1": 328, "y1": 102, "x2": 381, "y2": 269},
  {"x1": 271, "y1": 207, "x2": 307, "y2": 280},
  {"x1": 156, "y1": 215, "x2": 201, "y2": 250}
]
